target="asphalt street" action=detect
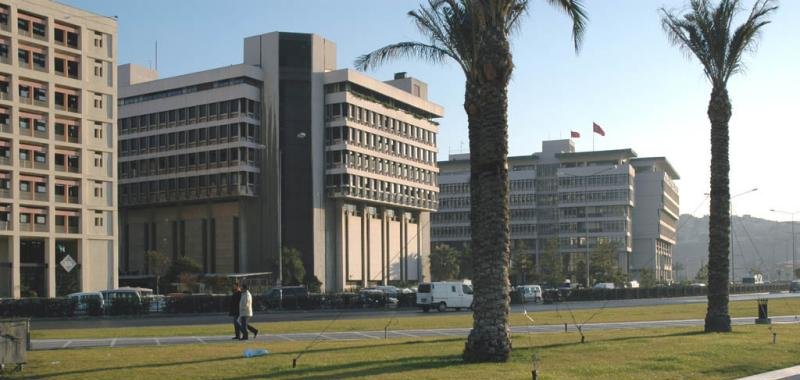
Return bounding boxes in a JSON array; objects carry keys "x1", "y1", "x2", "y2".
[
  {"x1": 30, "y1": 291, "x2": 800, "y2": 331},
  {"x1": 31, "y1": 315, "x2": 800, "y2": 351}
]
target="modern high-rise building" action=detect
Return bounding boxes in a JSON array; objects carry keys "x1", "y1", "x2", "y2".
[
  {"x1": 117, "y1": 32, "x2": 442, "y2": 291},
  {"x1": 0, "y1": 0, "x2": 118, "y2": 298},
  {"x1": 433, "y1": 140, "x2": 679, "y2": 284}
]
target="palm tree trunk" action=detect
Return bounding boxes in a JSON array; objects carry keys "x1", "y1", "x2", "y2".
[
  {"x1": 705, "y1": 85, "x2": 732, "y2": 333},
  {"x1": 463, "y1": 28, "x2": 513, "y2": 363}
]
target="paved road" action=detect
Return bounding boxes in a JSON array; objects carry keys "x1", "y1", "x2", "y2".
[
  {"x1": 31, "y1": 291, "x2": 800, "y2": 331},
  {"x1": 31, "y1": 315, "x2": 800, "y2": 351}
]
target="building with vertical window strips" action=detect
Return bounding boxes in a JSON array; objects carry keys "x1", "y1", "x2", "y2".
[
  {"x1": 0, "y1": 0, "x2": 117, "y2": 298},
  {"x1": 432, "y1": 140, "x2": 679, "y2": 284},
  {"x1": 118, "y1": 32, "x2": 443, "y2": 291}
]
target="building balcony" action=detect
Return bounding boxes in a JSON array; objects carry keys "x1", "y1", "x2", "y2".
[
  {"x1": 0, "y1": 220, "x2": 11, "y2": 231},
  {"x1": 0, "y1": 156, "x2": 10, "y2": 166},
  {"x1": 0, "y1": 91, "x2": 10, "y2": 101},
  {"x1": 0, "y1": 188, "x2": 10, "y2": 198},
  {"x1": 54, "y1": 194, "x2": 79, "y2": 204},
  {"x1": 55, "y1": 225, "x2": 80, "y2": 234}
]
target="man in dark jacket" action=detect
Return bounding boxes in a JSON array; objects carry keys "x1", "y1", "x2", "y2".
[{"x1": 229, "y1": 283, "x2": 242, "y2": 339}]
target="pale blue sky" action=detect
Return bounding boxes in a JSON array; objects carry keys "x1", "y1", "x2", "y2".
[{"x1": 65, "y1": 0, "x2": 800, "y2": 221}]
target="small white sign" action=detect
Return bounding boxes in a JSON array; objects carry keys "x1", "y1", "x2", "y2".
[{"x1": 60, "y1": 255, "x2": 77, "y2": 273}]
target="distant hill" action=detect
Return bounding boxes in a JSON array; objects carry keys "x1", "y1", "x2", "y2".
[{"x1": 673, "y1": 214, "x2": 796, "y2": 282}]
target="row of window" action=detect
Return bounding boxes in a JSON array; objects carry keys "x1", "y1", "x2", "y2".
[
  {"x1": 0, "y1": 5, "x2": 97, "y2": 50},
  {"x1": 10, "y1": 81, "x2": 108, "y2": 113},
  {"x1": 558, "y1": 174, "x2": 631, "y2": 189},
  {"x1": 431, "y1": 211, "x2": 470, "y2": 224},
  {"x1": 558, "y1": 236, "x2": 628, "y2": 250},
  {"x1": 119, "y1": 147, "x2": 259, "y2": 179},
  {"x1": 120, "y1": 171, "x2": 258, "y2": 195},
  {"x1": 324, "y1": 81, "x2": 439, "y2": 123},
  {"x1": 326, "y1": 125, "x2": 436, "y2": 165},
  {"x1": 119, "y1": 122, "x2": 259, "y2": 156},
  {"x1": 439, "y1": 183, "x2": 469, "y2": 194},
  {"x1": 326, "y1": 173, "x2": 438, "y2": 206},
  {"x1": 558, "y1": 220, "x2": 629, "y2": 234},
  {"x1": 327, "y1": 150, "x2": 436, "y2": 187},
  {"x1": 120, "y1": 98, "x2": 259, "y2": 135},
  {"x1": 559, "y1": 205, "x2": 630, "y2": 219},
  {"x1": 325, "y1": 102, "x2": 436, "y2": 147},
  {"x1": 559, "y1": 190, "x2": 631, "y2": 204},
  {"x1": 2, "y1": 114, "x2": 105, "y2": 141},
  {"x1": 119, "y1": 77, "x2": 261, "y2": 106}
]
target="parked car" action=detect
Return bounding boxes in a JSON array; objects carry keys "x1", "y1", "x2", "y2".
[
  {"x1": 594, "y1": 282, "x2": 615, "y2": 290},
  {"x1": 373, "y1": 286, "x2": 400, "y2": 304},
  {"x1": 67, "y1": 291, "x2": 104, "y2": 314},
  {"x1": 790, "y1": 280, "x2": 800, "y2": 293},
  {"x1": 416, "y1": 281, "x2": 473, "y2": 312},
  {"x1": 626, "y1": 281, "x2": 640, "y2": 289},
  {"x1": 264, "y1": 286, "x2": 309, "y2": 307},
  {"x1": 516, "y1": 285, "x2": 543, "y2": 303}
]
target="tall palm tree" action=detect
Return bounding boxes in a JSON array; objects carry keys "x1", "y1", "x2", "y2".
[
  {"x1": 660, "y1": 0, "x2": 776, "y2": 333},
  {"x1": 356, "y1": 0, "x2": 586, "y2": 361}
]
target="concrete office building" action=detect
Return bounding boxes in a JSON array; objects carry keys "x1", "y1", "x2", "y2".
[
  {"x1": 433, "y1": 139, "x2": 679, "y2": 283},
  {"x1": 0, "y1": 0, "x2": 117, "y2": 298},
  {"x1": 118, "y1": 32, "x2": 442, "y2": 291}
]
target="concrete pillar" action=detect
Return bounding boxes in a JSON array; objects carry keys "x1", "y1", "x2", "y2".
[
  {"x1": 46, "y1": 238, "x2": 55, "y2": 297},
  {"x1": 360, "y1": 205, "x2": 368, "y2": 288},
  {"x1": 11, "y1": 235, "x2": 20, "y2": 298}
]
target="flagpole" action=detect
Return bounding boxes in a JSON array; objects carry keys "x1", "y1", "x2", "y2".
[{"x1": 592, "y1": 126, "x2": 595, "y2": 152}]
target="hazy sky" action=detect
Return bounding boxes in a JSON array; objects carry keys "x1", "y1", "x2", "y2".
[{"x1": 65, "y1": 0, "x2": 800, "y2": 222}]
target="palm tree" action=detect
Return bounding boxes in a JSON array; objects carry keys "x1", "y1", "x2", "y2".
[
  {"x1": 356, "y1": 0, "x2": 586, "y2": 361},
  {"x1": 660, "y1": 0, "x2": 776, "y2": 333}
]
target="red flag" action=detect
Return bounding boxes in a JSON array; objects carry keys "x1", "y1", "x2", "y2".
[
  {"x1": 593, "y1": 122, "x2": 605, "y2": 136},
  {"x1": 570, "y1": 131, "x2": 580, "y2": 138}
]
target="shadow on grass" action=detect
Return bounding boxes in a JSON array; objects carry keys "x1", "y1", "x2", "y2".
[
  {"x1": 238, "y1": 353, "x2": 465, "y2": 380},
  {"x1": 292, "y1": 337, "x2": 464, "y2": 356},
  {"x1": 516, "y1": 329, "x2": 706, "y2": 351},
  {"x1": 28, "y1": 355, "x2": 244, "y2": 379}
]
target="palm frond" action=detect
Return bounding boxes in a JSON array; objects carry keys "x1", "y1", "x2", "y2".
[
  {"x1": 724, "y1": 0, "x2": 777, "y2": 81},
  {"x1": 660, "y1": 8, "x2": 715, "y2": 81},
  {"x1": 545, "y1": 0, "x2": 588, "y2": 52},
  {"x1": 354, "y1": 42, "x2": 453, "y2": 72}
]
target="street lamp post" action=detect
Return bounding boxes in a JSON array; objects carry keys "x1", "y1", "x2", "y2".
[
  {"x1": 558, "y1": 165, "x2": 620, "y2": 287},
  {"x1": 771, "y1": 209, "x2": 798, "y2": 280},
  {"x1": 277, "y1": 132, "x2": 307, "y2": 288},
  {"x1": 729, "y1": 188, "x2": 758, "y2": 283}
]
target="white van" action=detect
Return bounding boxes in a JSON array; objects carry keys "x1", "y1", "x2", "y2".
[
  {"x1": 416, "y1": 281, "x2": 473, "y2": 312},
  {"x1": 516, "y1": 285, "x2": 543, "y2": 303}
]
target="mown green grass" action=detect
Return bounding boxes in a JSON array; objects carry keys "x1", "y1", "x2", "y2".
[
  {"x1": 10, "y1": 324, "x2": 800, "y2": 379},
  {"x1": 31, "y1": 297, "x2": 800, "y2": 340}
]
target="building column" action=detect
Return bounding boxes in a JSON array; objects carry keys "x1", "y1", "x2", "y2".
[
  {"x1": 46, "y1": 238, "x2": 56, "y2": 297},
  {"x1": 11, "y1": 235, "x2": 20, "y2": 298},
  {"x1": 360, "y1": 205, "x2": 368, "y2": 288},
  {"x1": 80, "y1": 237, "x2": 89, "y2": 291}
]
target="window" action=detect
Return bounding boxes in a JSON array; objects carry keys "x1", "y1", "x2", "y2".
[
  {"x1": 93, "y1": 60, "x2": 103, "y2": 77},
  {"x1": 94, "y1": 182, "x2": 103, "y2": 197},
  {"x1": 32, "y1": 52, "x2": 46, "y2": 70},
  {"x1": 94, "y1": 216, "x2": 103, "y2": 227},
  {"x1": 93, "y1": 31, "x2": 103, "y2": 47},
  {"x1": 19, "y1": 214, "x2": 29, "y2": 223},
  {"x1": 66, "y1": 32, "x2": 79, "y2": 48},
  {"x1": 94, "y1": 123, "x2": 103, "y2": 139},
  {"x1": 93, "y1": 94, "x2": 103, "y2": 109},
  {"x1": 35, "y1": 183, "x2": 45, "y2": 193},
  {"x1": 35, "y1": 215, "x2": 46, "y2": 225},
  {"x1": 32, "y1": 22, "x2": 45, "y2": 38},
  {"x1": 19, "y1": 181, "x2": 29, "y2": 192},
  {"x1": 19, "y1": 150, "x2": 28, "y2": 160},
  {"x1": 94, "y1": 153, "x2": 103, "y2": 167},
  {"x1": 34, "y1": 119, "x2": 46, "y2": 132}
]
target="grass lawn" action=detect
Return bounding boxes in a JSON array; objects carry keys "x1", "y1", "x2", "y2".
[
  {"x1": 31, "y1": 297, "x2": 800, "y2": 340},
  {"x1": 8, "y1": 324, "x2": 800, "y2": 379}
]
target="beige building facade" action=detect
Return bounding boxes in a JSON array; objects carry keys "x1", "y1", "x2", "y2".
[
  {"x1": 118, "y1": 32, "x2": 442, "y2": 291},
  {"x1": 0, "y1": 0, "x2": 118, "y2": 298}
]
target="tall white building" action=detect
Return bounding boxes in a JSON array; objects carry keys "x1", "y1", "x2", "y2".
[
  {"x1": 0, "y1": 0, "x2": 118, "y2": 298},
  {"x1": 433, "y1": 140, "x2": 679, "y2": 284}
]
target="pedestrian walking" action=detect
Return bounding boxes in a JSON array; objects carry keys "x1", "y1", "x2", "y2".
[
  {"x1": 238, "y1": 284, "x2": 259, "y2": 340},
  {"x1": 229, "y1": 283, "x2": 242, "y2": 340}
]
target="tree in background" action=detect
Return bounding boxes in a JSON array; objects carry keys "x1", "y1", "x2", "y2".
[
  {"x1": 165, "y1": 255, "x2": 201, "y2": 292},
  {"x1": 539, "y1": 239, "x2": 563, "y2": 287},
  {"x1": 279, "y1": 247, "x2": 306, "y2": 286},
  {"x1": 661, "y1": 0, "x2": 777, "y2": 333},
  {"x1": 574, "y1": 260, "x2": 587, "y2": 287},
  {"x1": 695, "y1": 263, "x2": 710, "y2": 283},
  {"x1": 639, "y1": 268, "x2": 657, "y2": 288},
  {"x1": 145, "y1": 250, "x2": 171, "y2": 295},
  {"x1": 590, "y1": 241, "x2": 626, "y2": 286},
  {"x1": 673, "y1": 261, "x2": 686, "y2": 281},
  {"x1": 510, "y1": 241, "x2": 536, "y2": 285},
  {"x1": 458, "y1": 245, "x2": 473, "y2": 280},
  {"x1": 430, "y1": 244, "x2": 461, "y2": 281}
]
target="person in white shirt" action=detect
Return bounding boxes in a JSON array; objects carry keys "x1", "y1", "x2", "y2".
[{"x1": 238, "y1": 284, "x2": 259, "y2": 340}]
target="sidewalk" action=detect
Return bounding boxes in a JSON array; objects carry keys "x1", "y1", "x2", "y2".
[
  {"x1": 30, "y1": 315, "x2": 800, "y2": 351},
  {"x1": 738, "y1": 365, "x2": 800, "y2": 380}
]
